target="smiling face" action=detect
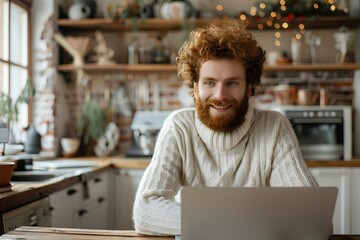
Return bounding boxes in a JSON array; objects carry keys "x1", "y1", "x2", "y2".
[{"x1": 194, "y1": 58, "x2": 251, "y2": 132}]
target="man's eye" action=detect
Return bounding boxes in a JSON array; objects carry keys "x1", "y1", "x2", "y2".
[
  {"x1": 204, "y1": 81, "x2": 215, "y2": 86},
  {"x1": 227, "y1": 81, "x2": 239, "y2": 87}
]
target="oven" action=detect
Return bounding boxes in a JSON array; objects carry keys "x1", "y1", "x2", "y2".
[{"x1": 270, "y1": 105, "x2": 352, "y2": 161}]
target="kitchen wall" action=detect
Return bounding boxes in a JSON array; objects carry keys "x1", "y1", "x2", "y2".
[{"x1": 31, "y1": 0, "x2": 360, "y2": 156}]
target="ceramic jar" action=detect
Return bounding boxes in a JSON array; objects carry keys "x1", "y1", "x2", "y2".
[{"x1": 68, "y1": 3, "x2": 91, "y2": 20}]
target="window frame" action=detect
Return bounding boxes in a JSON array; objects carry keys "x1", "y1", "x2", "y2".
[{"x1": 0, "y1": 0, "x2": 32, "y2": 125}]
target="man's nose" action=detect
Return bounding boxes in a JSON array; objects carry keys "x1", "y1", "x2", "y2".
[{"x1": 213, "y1": 84, "x2": 228, "y2": 100}]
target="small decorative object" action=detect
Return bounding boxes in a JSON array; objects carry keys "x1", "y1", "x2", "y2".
[
  {"x1": 94, "y1": 122, "x2": 120, "y2": 157},
  {"x1": 60, "y1": 137, "x2": 81, "y2": 157},
  {"x1": 53, "y1": 32, "x2": 94, "y2": 86},
  {"x1": 91, "y1": 31, "x2": 115, "y2": 65},
  {"x1": 103, "y1": 0, "x2": 139, "y2": 19},
  {"x1": 266, "y1": 50, "x2": 282, "y2": 65},
  {"x1": 333, "y1": 26, "x2": 355, "y2": 64},
  {"x1": 161, "y1": 1, "x2": 187, "y2": 19},
  {"x1": 152, "y1": 35, "x2": 169, "y2": 63},
  {"x1": 305, "y1": 31, "x2": 321, "y2": 64},
  {"x1": 127, "y1": 36, "x2": 139, "y2": 64},
  {"x1": 74, "y1": 0, "x2": 97, "y2": 18},
  {"x1": 291, "y1": 37, "x2": 301, "y2": 64},
  {"x1": 24, "y1": 123, "x2": 42, "y2": 154},
  {"x1": 68, "y1": 3, "x2": 92, "y2": 20},
  {"x1": 140, "y1": 4, "x2": 154, "y2": 18}
]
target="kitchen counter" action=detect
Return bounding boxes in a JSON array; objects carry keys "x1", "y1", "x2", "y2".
[
  {"x1": 1, "y1": 157, "x2": 360, "y2": 213},
  {"x1": 0, "y1": 226, "x2": 359, "y2": 239}
]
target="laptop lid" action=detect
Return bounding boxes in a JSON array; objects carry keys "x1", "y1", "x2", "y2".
[{"x1": 181, "y1": 187, "x2": 338, "y2": 240}]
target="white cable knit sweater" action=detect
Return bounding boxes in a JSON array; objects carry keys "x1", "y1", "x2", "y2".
[{"x1": 133, "y1": 105, "x2": 318, "y2": 236}]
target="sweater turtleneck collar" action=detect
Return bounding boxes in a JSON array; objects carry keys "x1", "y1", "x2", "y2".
[{"x1": 195, "y1": 105, "x2": 255, "y2": 151}]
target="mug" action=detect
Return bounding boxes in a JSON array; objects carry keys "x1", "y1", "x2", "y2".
[{"x1": 0, "y1": 162, "x2": 15, "y2": 187}]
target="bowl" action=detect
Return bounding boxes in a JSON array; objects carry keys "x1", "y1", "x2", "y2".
[
  {"x1": 60, "y1": 138, "x2": 80, "y2": 156},
  {"x1": 0, "y1": 144, "x2": 24, "y2": 155},
  {"x1": 0, "y1": 162, "x2": 15, "y2": 187}
]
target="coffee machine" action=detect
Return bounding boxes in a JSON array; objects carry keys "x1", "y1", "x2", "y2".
[{"x1": 126, "y1": 111, "x2": 172, "y2": 157}]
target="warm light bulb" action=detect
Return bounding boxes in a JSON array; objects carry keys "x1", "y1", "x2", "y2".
[
  {"x1": 281, "y1": 5, "x2": 286, "y2": 11},
  {"x1": 258, "y1": 24, "x2": 264, "y2": 29},
  {"x1": 240, "y1": 14, "x2": 247, "y2": 21},
  {"x1": 282, "y1": 22, "x2": 289, "y2": 29},
  {"x1": 216, "y1": 4, "x2": 223, "y2": 11},
  {"x1": 259, "y1": 3, "x2": 266, "y2": 9},
  {"x1": 266, "y1": 20, "x2": 273, "y2": 26},
  {"x1": 270, "y1": 12, "x2": 276, "y2": 18},
  {"x1": 330, "y1": 4, "x2": 336, "y2": 11},
  {"x1": 298, "y1": 23, "x2": 305, "y2": 30},
  {"x1": 275, "y1": 40, "x2": 281, "y2": 46},
  {"x1": 274, "y1": 23, "x2": 281, "y2": 29},
  {"x1": 313, "y1": 3, "x2": 319, "y2": 9},
  {"x1": 295, "y1": 34, "x2": 302, "y2": 40},
  {"x1": 275, "y1": 32, "x2": 281, "y2": 38}
]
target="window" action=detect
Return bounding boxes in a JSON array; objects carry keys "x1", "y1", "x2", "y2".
[{"x1": 0, "y1": 0, "x2": 30, "y2": 143}]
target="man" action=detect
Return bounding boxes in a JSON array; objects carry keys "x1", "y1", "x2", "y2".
[{"x1": 133, "y1": 19, "x2": 318, "y2": 236}]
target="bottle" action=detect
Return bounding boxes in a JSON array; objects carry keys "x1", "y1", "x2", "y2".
[
  {"x1": 127, "y1": 37, "x2": 139, "y2": 64},
  {"x1": 152, "y1": 36, "x2": 168, "y2": 64}
]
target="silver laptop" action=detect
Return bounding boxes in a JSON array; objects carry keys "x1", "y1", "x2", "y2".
[{"x1": 180, "y1": 187, "x2": 338, "y2": 240}]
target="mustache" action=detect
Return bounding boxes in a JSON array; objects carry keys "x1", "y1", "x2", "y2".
[{"x1": 205, "y1": 99, "x2": 236, "y2": 107}]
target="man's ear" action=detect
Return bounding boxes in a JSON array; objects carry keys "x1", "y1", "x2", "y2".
[
  {"x1": 248, "y1": 84, "x2": 252, "y2": 97},
  {"x1": 193, "y1": 82, "x2": 198, "y2": 96}
]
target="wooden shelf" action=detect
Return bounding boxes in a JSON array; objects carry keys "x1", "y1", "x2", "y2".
[
  {"x1": 57, "y1": 17, "x2": 360, "y2": 32},
  {"x1": 264, "y1": 63, "x2": 360, "y2": 71},
  {"x1": 57, "y1": 63, "x2": 360, "y2": 74},
  {"x1": 57, "y1": 63, "x2": 177, "y2": 73}
]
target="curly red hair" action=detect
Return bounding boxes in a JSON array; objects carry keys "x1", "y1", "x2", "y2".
[{"x1": 177, "y1": 19, "x2": 265, "y2": 96}]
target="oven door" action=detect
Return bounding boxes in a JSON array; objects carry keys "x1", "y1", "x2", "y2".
[{"x1": 290, "y1": 118, "x2": 344, "y2": 160}]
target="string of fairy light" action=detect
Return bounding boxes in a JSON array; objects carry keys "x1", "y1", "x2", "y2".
[{"x1": 213, "y1": 0, "x2": 349, "y2": 47}]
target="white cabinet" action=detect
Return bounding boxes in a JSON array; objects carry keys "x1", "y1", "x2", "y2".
[
  {"x1": 114, "y1": 168, "x2": 145, "y2": 230},
  {"x1": 311, "y1": 167, "x2": 351, "y2": 234},
  {"x1": 50, "y1": 182, "x2": 82, "y2": 228},
  {"x1": 350, "y1": 168, "x2": 360, "y2": 234},
  {"x1": 50, "y1": 170, "x2": 112, "y2": 229}
]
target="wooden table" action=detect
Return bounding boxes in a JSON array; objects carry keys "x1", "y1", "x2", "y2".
[{"x1": 1, "y1": 226, "x2": 359, "y2": 240}]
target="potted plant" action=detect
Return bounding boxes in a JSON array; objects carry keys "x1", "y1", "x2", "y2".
[
  {"x1": 0, "y1": 79, "x2": 35, "y2": 126},
  {"x1": 76, "y1": 98, "x2": 107, "y2": 155}
]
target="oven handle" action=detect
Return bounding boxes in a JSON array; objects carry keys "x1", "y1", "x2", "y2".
[{"x1": 290, "y1": 118, "x2": 343, "y2": 124}]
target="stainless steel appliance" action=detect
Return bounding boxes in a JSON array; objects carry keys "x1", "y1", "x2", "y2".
[
  {"x1": 126, "y1": 111, "x2": 172, "y2": 157},
  {"x1": 270, "y1": 105, "x2": 352, "y2": 161}
]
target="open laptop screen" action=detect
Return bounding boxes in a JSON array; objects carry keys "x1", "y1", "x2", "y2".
[{"x1": 181, "y1": 187, "x2": 337, "y2": 240}]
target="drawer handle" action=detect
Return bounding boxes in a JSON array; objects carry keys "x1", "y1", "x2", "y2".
[
  {"x1": 67, "y1": 189, "x2": 77, "y2": 196},
  {"x1": 78, "y1": 209, "x2": 88, "y2": 216},
  {"x1": 98, "y1": 197, "x2": 105, "y2": 203},
  {"x1": 94, "y1": 178, "x2": 102, "y2": 183}
]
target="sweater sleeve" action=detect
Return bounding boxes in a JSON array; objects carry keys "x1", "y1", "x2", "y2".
[
  {"x1": 270, "y1": 114, "x2": 319, "y2": 187},
  {"x1": 133, "y1": 118, "x2": 183, "y2": 236}
]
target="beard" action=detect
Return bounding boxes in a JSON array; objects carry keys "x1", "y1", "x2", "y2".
[{"x1": 195, "y1": 93, "x2": 249, "y2": 132}]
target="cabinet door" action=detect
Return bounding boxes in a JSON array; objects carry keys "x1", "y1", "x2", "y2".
[
  {"x1": 311, "y1": 167, "x2": 351, "y2": 234},
  {"x1": 74, "y1": 197, "x2": 110, "y2": 230},
  {"x1": 350, "y1": 168, "x2": 360, "y2": 234},
  {"x1": 75, "y1": 171, "x2": 112, "y2": 230},
  {"x1": 49, "y1": 183, "x2": 83, "y2": 228},
  {"x1": 114, "y1": 168, "x2": 145, "y2": 230}
]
